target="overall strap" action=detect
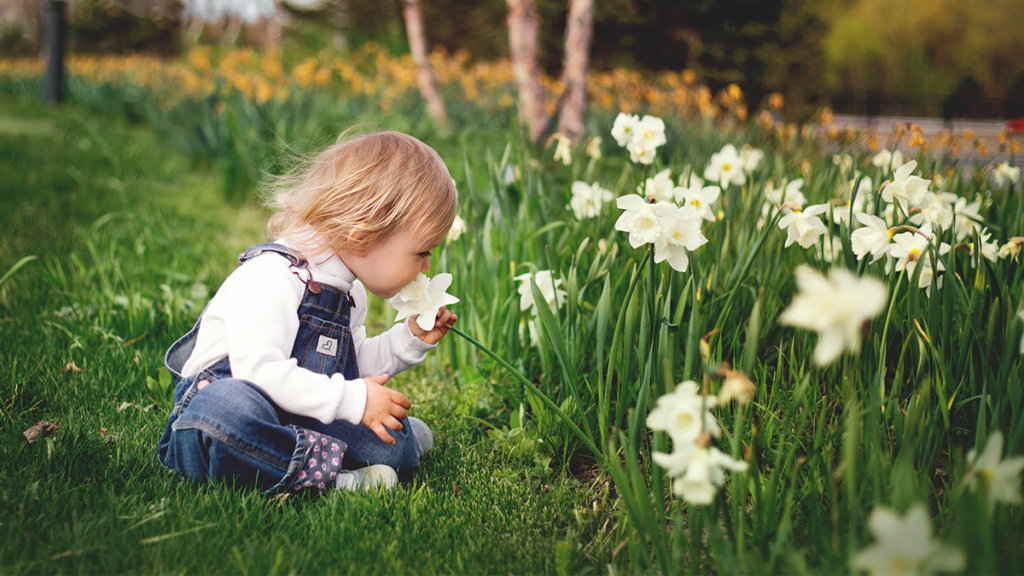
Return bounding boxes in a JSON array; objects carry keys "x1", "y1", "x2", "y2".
[
  {"x1": 238, "y1": 243, "x2": 306, "y2": 268},
  {"x1": 238, "y1": 243, "x2": 323, "y2": 294}
]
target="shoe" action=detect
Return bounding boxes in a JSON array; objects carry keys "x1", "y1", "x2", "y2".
[
  {"x1": 408, "y1": 416, "x2": 434, "y2": 458},
  {"x1": 335, "y1": 464, "x2": 398, "y2": 492}
]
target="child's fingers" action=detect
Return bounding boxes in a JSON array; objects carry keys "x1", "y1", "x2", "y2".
[
  {"x1": 390, "y1": 403, "x2": 408, "y2": 422},
  {"x1": 388, "y1": 388, "x2": 412, "y2": 410},
  {"x1": 384, "y1": 414, "x2": 404, "y2": 432},
  {"x1": 373, "y1": 423, "x2": 396, "y2": 445},
  {"x1": 435, "y1": 309, "x2": 456, "y2": 329}
]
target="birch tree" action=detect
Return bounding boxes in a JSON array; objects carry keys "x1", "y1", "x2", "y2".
[
  {"x1": 401, "y1": 0, "x2": 449, "y2": 131},
  {"x1": 507, "y1": 0, "x2": 549, "y2": 144},
  {"x1": 557, "y1": 0, "x2": 594, "y2": 144}
]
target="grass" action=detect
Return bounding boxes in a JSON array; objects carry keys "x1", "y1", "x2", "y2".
[{"x1": 0, "y1": 96, "x2": 614, "y2": 575}]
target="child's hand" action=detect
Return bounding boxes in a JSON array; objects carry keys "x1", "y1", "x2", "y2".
[
  {"x1": 360, "y1": 374, "x2": 412, "y2": 445},
  {"x1": 409, "y1": 306, "x2": 458, "y2": 345}
]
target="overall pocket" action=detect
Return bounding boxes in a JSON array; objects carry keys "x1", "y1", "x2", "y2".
[{"x1": 292, "y1": 314, "x2": 352, "y2": 376}]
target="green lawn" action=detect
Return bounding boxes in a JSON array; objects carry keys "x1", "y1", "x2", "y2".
[{"x1": 0, "y1": 97, "x2": 612, "y2": 575}]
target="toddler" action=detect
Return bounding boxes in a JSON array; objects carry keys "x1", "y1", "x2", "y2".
[{"x1": 158, "y1": 130, "x2": 458, "y2": 494}]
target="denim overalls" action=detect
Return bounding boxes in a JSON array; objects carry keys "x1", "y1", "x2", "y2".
[{"x1": 158, "y1": 243, "x2": 420, "y2": 494}]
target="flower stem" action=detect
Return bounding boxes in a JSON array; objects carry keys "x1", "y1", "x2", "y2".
[
  {"x1": 449, "y1": 325, "x2": 605, "y2": 465},
  {"x1": 876, "y1": 272, "x2": 904, "y2": 404}
]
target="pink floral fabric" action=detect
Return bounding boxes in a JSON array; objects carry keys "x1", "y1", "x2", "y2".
[{"x1": 292, "y1": 431, "x2": 345, "y2": 491}]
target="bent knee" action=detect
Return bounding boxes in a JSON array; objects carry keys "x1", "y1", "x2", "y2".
[{"x1": 182, "y1": 378, "x2": 278, "y2": 422}]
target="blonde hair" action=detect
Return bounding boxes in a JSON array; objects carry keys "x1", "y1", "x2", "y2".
[{"x1": 266, "y1": 129, "x2": 458, "y2": 257}]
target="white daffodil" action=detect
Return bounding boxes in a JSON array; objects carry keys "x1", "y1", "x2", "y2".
[
  {"x1": 833, "y1": 153, "x2": 854, "y2": 175},
  {"x1": 760, "y1": 178, "x2": 808, "y2": 229},
  {"x1": 771, "y1": 179, "x2": 807, "y2": 208},
  {"x1": 999, "y1": 237, "x2": 1023, "y2": 261},
  {"x1": 741, "y1": 144, "x2": 764, "y2": 174},
  {"x1": 610, "y1": 113, "x2": 639, "y2": 147},
  {"x1": 633, "y1": 115, "x2": 668, "y2": 150},
  {"x1": 779, "y1": 266, "x2": 888, "y2": 366},
  {"x1": 514, "y1": 270, "x2": 566, "y2": 315},
  {"x1": 890, "y1": 224, "x2": 950, "y2": 292},
  {"x1": 778, "y1": 204, "x2": 829, "y2": 249},
  {"x1": 447, "y1": 214, "x2": 467, "y2": 242},
  {"x1": 646, "y1": 380, "x2": 720, "y2": 444},
  {"x1": 822, "y1": 234, "x2": 844, "y2": 263},
  {"x1": 704, "y1": 144, "x2": 747, "y2": 189},
  {"x1": 1020, "y1": 309, "x2": 1024, "y2": 355},
  {"x1": 389, "y1": 272, "x2": 460, "y2": 332},
  {"x1": 953, "y1": 198, "x2": 983, "y2": 242},
  {"x1": 552, "y1": 134, "x2": 573, "y2": 166},
  {"x1": 966, "y1": 228, "x2": 999, "y2": 266},
  {"x1": 651, "y1": 442, "x2": 698, "y2": 477},
  {"x1": 568, "y1": 181, "x2": 613, "y2": 220},
  {"x1": 613, "y1": 114, "x2": 667, "y2": 165},
  {"x1": 718, "y1": 371, "x2": 755, "y2": 405},
  {"x1": 967, "y1": 430, "x2": 1024, "y2": 511},
  {"x1": 991, "y1": 162, "x2": 1021, "y2": 188},
  {"x1": 644, "y1": 169, "x2": 676, "y2": 203},
  {"x1": 586, "y1": 136, "x2": 602, "y2": 160},
  {"x1": 851, "y1": 213, "x2": 894, "y2": 263},
  {"x1": 772, "y1": 178, "x2": 808, "y2": 208},
  {"x1": 910, "y1": 191, "x2": 956, "y2": 231},
  {"x1": 669, "y1": 445, "x2": 749, "y2": 505},
  {"x1": 832, "y1": 175, "x2": 873, "y2": 227},
  {"x1": 881, "y1": 160, "x2": 930, "y2": 214},
  {"x1": 871, "y1": 148, "x2": 906, "y2": 170},
  {"x1": 503, "y1": 164, "x2": 519, "y2": 186},
  {"x1": 614, "y1": 195, "x2": 670, "y2": 248},
  {"x1": 653, "y1": 204, "x2": 707, "y2": 272},
  {"x1": 519, "y1": 317, "x2": 540, "y2": 347},
  {"x1": 628, "y1": 141, "x2": 658, "y2": 164},
  {"x1": 850, "y1": 504, "x2": 966, "y2": 576},
  {"x1": 850, "y1": 174, "x2": 875, "y2": 206},
  {"x1": 674, "y1": 181, "x2": 721, "y2": 222},
  {"x1": 679, "y1": 169, "x2": 704, "y2": 189}
]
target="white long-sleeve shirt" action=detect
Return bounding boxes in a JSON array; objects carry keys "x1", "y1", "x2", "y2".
[{"x1": 180, "y1": 238, "x2": 435, "y2": 425}]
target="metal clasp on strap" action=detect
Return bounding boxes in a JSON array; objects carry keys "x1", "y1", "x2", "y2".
[{"x1": 292, "y1": 266, "x2": 322, "y2": 294}]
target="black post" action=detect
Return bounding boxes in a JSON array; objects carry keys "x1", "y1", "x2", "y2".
[{"x1": 44, "y1": 0, "x2": 66, "y2": 105}]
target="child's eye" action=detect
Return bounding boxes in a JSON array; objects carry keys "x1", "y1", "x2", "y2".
[{"x1": 418, "y1": 251, "x2": 433, "y2": 259}]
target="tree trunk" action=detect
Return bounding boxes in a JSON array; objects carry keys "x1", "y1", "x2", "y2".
[
  {"x1": 557, "y1": 0, "x2": 593, "y2": 144},
  {"x1": 400, "y1": 0, "x2": 449, "y2": 131},
  {"x1": 263, "y1": 9, "x2": 282, "y2": 48},
  {"x1": 183, "y1": 12, "x2": 204, "y2": 46},
  {"x1": 222, "y1": 14, "x2": 242, "y2": 47},
  {"x1": 507, "y1": 0, "x2": 549, "y2": 144},
  {"x1": 328, "y1": 0, "x2": 350, "y2": 52}
]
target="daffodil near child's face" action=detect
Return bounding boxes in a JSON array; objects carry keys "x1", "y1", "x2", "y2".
[{"x1": 340, "y1": 227, "x2": 436, "y2": 299}]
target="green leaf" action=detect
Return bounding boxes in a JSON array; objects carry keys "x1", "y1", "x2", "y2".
[{"x1": 0, "y1": 255, "x2": 37, "y2": 288}]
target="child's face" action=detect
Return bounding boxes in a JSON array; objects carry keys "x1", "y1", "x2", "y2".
[{"x1": 340, "y1": 226, "x2": 436, "y2": 299}]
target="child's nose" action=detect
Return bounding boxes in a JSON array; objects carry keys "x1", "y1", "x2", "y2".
[{"x1": 421, "y1": 259, "x2": 430, "y2": 272}]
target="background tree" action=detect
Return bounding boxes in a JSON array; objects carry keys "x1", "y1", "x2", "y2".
[
  {"x1": 507, "y1": 0, "x2": 549, "y2": 143},
  {"x1": 556, "y1": 0, "x2": 593, "y2": 144},
  {"x1": 825, "y1": 0, "x2": 1024, "y2": 117},
  {"x1": 401, "y1": 0, "x2": 449, "y2": 131}
]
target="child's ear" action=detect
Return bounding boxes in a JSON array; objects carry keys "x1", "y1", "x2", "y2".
[{"x1": 344, "y1": 228, "x2": 369, "y2": 256}]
